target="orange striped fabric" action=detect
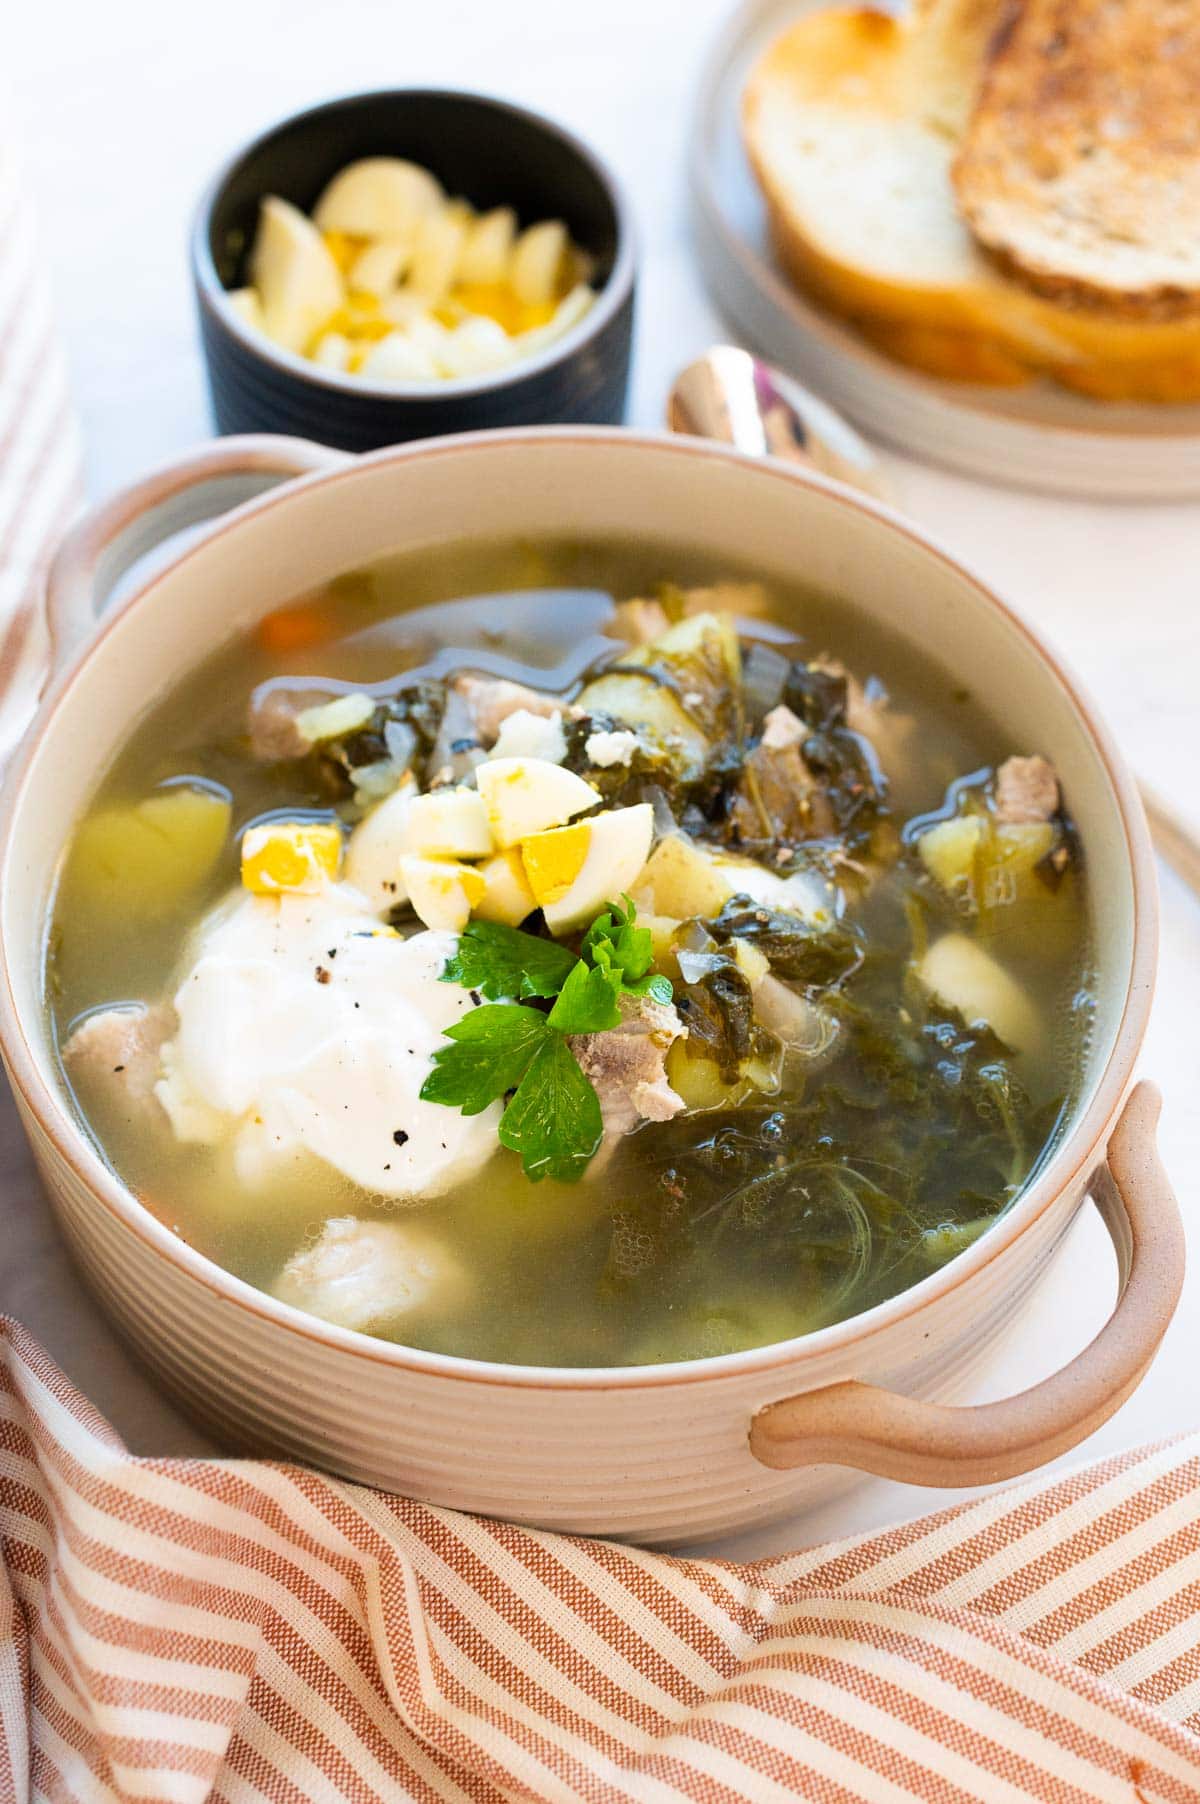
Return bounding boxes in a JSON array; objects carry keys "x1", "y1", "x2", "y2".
[{"x1": 2, "y1": 1318, "x2": 1199, "y2": 1803}]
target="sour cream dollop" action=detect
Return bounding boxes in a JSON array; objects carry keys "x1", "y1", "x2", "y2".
[{"x1": 155, "y1": 884, "x2": 498, "y2": 1198}]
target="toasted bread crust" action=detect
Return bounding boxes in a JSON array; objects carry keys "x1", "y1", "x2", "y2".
[
  {"x1": 742, "y1": 1, "x2": 1200, "y2": 398},
  {"x1": 954, "y1": 0, "x2": 1200, "y2": 320}
]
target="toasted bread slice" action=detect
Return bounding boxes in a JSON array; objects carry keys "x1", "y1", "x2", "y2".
[
  {"x1": 742, "y1": 1, "x2": 1200, "y2": 398},
  {"x1": 954, "y1": 0, "x2": 1200, "y2": 321},
  {"x1": 742, "y1": 3, "x2": 1004, "y2": 327}
]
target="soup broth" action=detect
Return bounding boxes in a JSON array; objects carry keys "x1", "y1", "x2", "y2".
[{"x1": 48, "y1": 538, "x2": 1093, "y2": 1366}]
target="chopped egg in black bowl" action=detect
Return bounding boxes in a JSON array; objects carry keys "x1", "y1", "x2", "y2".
[{"x1": 192, "y1": 90, "x2": 635, "y2": 450}]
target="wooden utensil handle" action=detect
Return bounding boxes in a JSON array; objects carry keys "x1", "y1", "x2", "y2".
[
  {"x1": 1140, "y1": 783, "x2": 1200, "y2": 898},
  {"x1": 749, "y1": 1083, "x2": 1184, "y2": 1485}
]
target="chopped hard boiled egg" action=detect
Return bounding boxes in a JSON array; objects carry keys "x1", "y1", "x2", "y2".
[
  {"x1": 242, "y1": 821, "x2": 343, "y2": 895},
  {"x1": 347, "y1": 237, "x2": 412, "y2": 296},
  {"x1": 344, "y1": 777, "x2": 417, "y2": 912},
  {"x1": 233, "y1": 157, "x2": 596, "y2": 386},
  {"x1": 227, "y1": 287, "x2": 265, "y2": 331},
  {"x1": 436, "y1": 315, "x2": 515, "y2": 378},
  {"x1": 476, "y1": 756, "x2": 600, "y2": 848},
  {"x1": 311, "y1": 331, "x2": 353, "y2": 371},
  {"x1": 510, "y1": 219, "x2": 568, "y2": 306},
  {"x1": 399, "y1": 855, "x2": 486, "y2": 932},
  {"x1": 311, "y1": 157, "x2": 444, "y2": 238},
  {"x1": 522, "y1": 803, "x2": 655, "y2": 934},
  {"x1": 473, "y1": 848, "x2": 537, "y2": 927},
  {"x1": 488, "y1": 708, "x2": 567, "y2": 764},
  {"x1": 249, "y1": 197, "x2": 344, "y2": 355},
  {"x1": 296, "y1": 691, "x2": 375, "y2": 744},
  {"x1": 359, "y1": 329, "x2": 441, "y2": 381},
  {"x1": 404, "y1": 786, "x2": 493, "y2": 859},
  {"x1": 459, "y1": 206, "x2": 518, "y2": 284},
  {"x1": 520, "y1": 822, "x2": 591, "y2": 908},
  {"x1": 409, "y1": 210, "x2": 468, "y2": 303}
]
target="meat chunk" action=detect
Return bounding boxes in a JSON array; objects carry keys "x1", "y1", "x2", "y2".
[
  {"x1": 611, "y1": 597, "x2": 670, "y2": 645},
  {"x1": 994, "y1": 755, "x2": 1059, "y2": 825},
  {"x1": 812, "y1": 658, "x2": 914, "y2": 781},
  {"x1": 62, "y1": 1003, "x2": 174, "y2": 1110},
  {"x1": 846, "y1": 676, "x2": 916, "y2": 780},
  {"x1": 728, "y1": 739, "x2": 835, "y2": 847},
  {"x1": 247, "y1": 684, "x2": 334, "y2": 762},
  {"x1": 760, "y1": 703, "x2": 806, "y2": 750},
  {"x1": 272, "y1": 1217, "x2": 463, "y2": 1333},
  {"x1": 451, "y1": 675, "x2": 562, "y2": 747},
  {"x1": 570, "y1": 995, "x2": 686, "y2": 1140}
]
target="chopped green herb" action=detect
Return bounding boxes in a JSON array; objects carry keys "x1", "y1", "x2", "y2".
[
  {"x1": 547, "y1": 960, "x2": 623, "y2": 1034},
  {"x1": 582, "y1": 895, "x2": 674, "y2": 1005},
  {"x1": 440, "y1": 920, "x2": 578, "y2": 1001},
  {"x1": 497, "y1": 1034, "x2": 604, "y2": 1183},
  {"x1": 419, "y1": 1005, "x2": 549, "y2": 1114},
  {"x1": 423, "y1": 899, "x2": 675, "y2": 1182}
]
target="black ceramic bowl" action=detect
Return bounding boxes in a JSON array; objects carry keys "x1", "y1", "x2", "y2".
[{"x1": 192, "y1": 90, "x2": 636, "y2": 451}]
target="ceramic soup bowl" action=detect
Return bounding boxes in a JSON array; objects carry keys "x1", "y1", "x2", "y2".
[{"x1": 0, "y1": 430, "x2": 1182, "y2": 1544}]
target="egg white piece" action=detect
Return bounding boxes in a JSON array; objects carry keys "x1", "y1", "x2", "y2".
[
  {"x1": 488, "y1": 708, "x2": 567, "y2": 764},
  {"x1": 344, "y1": 776, "x2": 417, "y2": 911},
  {"x1": 312, "y1": 157, "x2": 444, "y2": 238},
  {"x1": 155, "y1": 885, "x2": 498, "y2": 1200},
  {"x1": 250, "y1": 197, "x2": 344, "y2": 355}
]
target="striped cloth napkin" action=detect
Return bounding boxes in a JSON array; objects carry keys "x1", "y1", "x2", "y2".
[
  {"x1": 0, "y1": 140, "x2": 82, "y2": 657},
  {"x1": 4, "y1": 125, "x2": 1200, "y2": 1804},
  {"x1": 3, "y1": 1318, "x2": 1200, "y2": 1803}
]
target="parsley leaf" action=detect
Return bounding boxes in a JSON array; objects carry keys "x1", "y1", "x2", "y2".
[
  {"x1": 498, "y1": 1033, "x2": 604, "y2": 1182},
  {"x1": 419, "y1": 1004, "x2": 550, "y2": 1114},
  {"x1": 546, "y1": 960, "x2": 623, "y2": 1034},
  {"x1": 582, "y1": 895, "x2": 673, "y2": 1005},
  {"x1": 425, "y1": 898, "x2": 675, "y2": 1183},
  {"x1": 441, "y1": 920, "x2": 577, "y2": 1001},
  {"x1": 631, "y1": 971, "x2": 675, "y2": 1005}
]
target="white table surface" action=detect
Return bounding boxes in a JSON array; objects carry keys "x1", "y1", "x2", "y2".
[{"x1": 7, "y1": 0, "x2": 1200, "y2": 1562}]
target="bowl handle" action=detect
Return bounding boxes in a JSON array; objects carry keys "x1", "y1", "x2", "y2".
[
  {"x1": 749, "y1": 1083, "x2": 1184, "y2": 1485},
  {"x1": 0, "y1": 435, "x2": 350, "y2": 770},
  {"x1": 44, "y1": 434, "x2": 351, "y2": 665}
]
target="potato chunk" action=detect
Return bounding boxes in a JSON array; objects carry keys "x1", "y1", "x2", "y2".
[
  {"x1": 64, "y1": 784, "x2": 231, "y2": 921},
  {"x1": 578, "y1": 611, "x2": 741, "y2": 779},
  {"x1": 917, "y1": 934, "x2": 1039, "y2": 1054},
  {"x1": 630, "y1": 834, "x2": 738, "y2": 921}
]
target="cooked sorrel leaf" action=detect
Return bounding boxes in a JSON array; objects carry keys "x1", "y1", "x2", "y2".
[
  {"x1": 707, "y1": 899, "x2": 865, "y2": 989},
  {"x1": 673, "y1": 958, "x2": 758, "y2": 1079}
]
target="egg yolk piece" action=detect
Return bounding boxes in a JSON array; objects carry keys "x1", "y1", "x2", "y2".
[
  {"x1": 242, "y1": 822, "x2": 342, "y2": 895},
  {"x1": 520, "y1": 822, "x2": 591, "y2": 907}
]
